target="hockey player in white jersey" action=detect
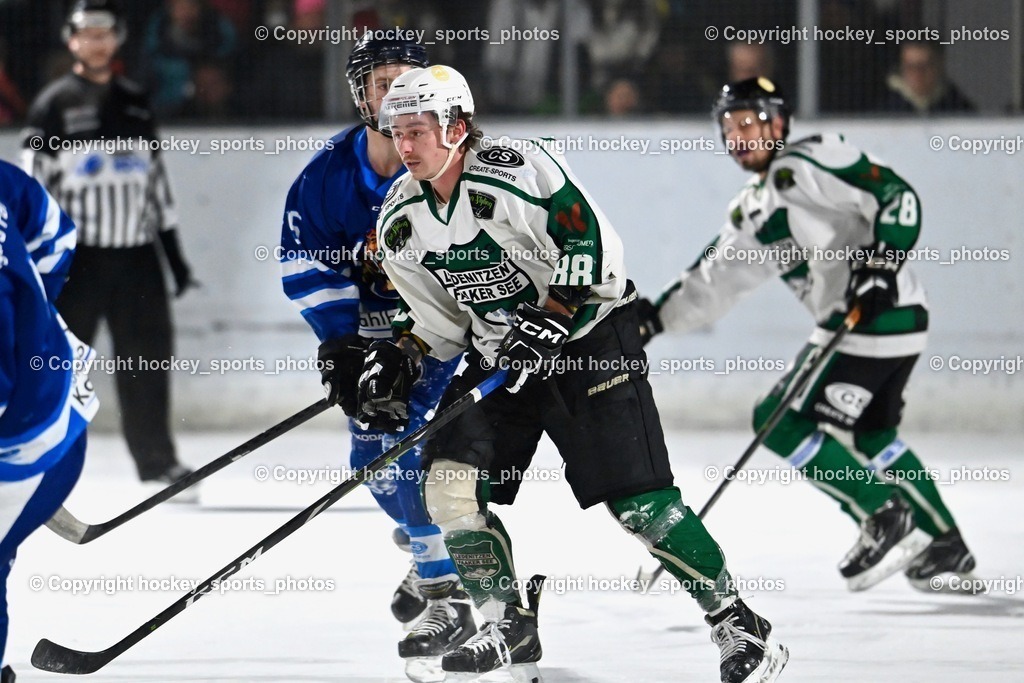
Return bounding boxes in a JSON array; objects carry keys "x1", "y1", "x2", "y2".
[
  {"x1": 356, "y1": 66, "x2": 788, "y2": 683},
  {"x1": 637, "y1": 77, "x2": 974, "y2": 592}
]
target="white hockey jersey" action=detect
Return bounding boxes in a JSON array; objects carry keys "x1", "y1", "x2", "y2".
[
  {"x1": 376, "y1": 143, "x2": 627, "y2": 361},
  {"x1": 659, "y1": 133, "x2": 928, "y2": 358}
]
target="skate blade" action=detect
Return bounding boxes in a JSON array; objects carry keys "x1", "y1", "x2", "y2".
[
  {"x1": 405, "y1": 656, "x2": 445, "y2": 683},
  {"x1": 756, "y1": 638, "x2": 789, "y2": 683},
  {"x1": 846, "y1": 529, "x2": 932, "y2": 592},
  {"x1": 733, "y1": 637, "x2": 788, "y2": 683},
  {"x1": 908, "y1": 570, "x2": 983, "y2": 595},
  {"x1": 443, "y1": 663, "x2": 542, "y2": 683}
]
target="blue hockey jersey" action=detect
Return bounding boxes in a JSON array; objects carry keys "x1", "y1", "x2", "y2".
[
  {"x1": 280, "y1": 126, "x2": 406, "y2": 341},
  {"x1": 0, "y1": 159, "x2": 94, "y2": 481}
]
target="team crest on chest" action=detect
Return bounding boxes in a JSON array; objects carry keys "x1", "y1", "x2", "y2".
[{"x1": 422, "y1": 230, "x2": 536, "y2": 312}]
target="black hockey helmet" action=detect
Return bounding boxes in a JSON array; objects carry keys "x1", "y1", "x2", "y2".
[
  {"x1": 345, "y1": 33, "x2": 429, "y2": 132},
  {"x1": 62, "y1": 0, "x2": 126, "y2": 44},
  {"x1": 711, "y1": 76, "x2": 791, "y2": 142}
]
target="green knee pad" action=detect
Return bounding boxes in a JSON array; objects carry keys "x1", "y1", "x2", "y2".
[
  {"x1": 609, "y1": 487, "x2": 733, "y2": 612},
  {"x1": 443, "y1": 511, "x2": 519, "y2": 608},
  {"x1": 752, "y1": 394, "x2": 818, "y2": 457}
]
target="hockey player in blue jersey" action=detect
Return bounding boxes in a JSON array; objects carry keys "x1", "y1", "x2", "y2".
[
  {"x1": 279, "y1": 37, "x2": 472, "y2": 681},
  {"x1": 0, "y1": 159, "x2": 95, "y2": 682}
]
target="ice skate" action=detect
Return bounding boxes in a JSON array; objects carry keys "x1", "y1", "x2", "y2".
[
  {"x1": 707, "y1": 599, "x2": 788, "y2": 683},
  {"x1": 839, "y1": 493, "x2": 931, "y2": 591},
  {"x1": 905, "y1": 528, "x2": 978, "y2": 593},
  {"x1": 393, "y1": 563, "x2": 429, "y2": 625},
  {"x1": 401, "y1": 584, "x2": 477, "y2": 683},
  {"x1": 1, "y1": 664, "x2": 15, "y2": 683},
  {"x1": 441, "y1": 601, "x2": 542, "y2": 683}
]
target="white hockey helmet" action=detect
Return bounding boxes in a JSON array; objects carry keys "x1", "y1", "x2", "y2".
[{"x1": 378, "y1": 65, "x2": 475, "y2": 145}]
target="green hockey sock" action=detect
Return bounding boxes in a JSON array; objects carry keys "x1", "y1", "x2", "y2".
[
  {"x1": 785, "y1": 428, "x2": 894, "y2": 523},
  {"x1": 609, "y1": 487, "x2": 733, "y2": 613},
  {"x1": 855, "y1": 430, "x2": 956, "y2": 537},
  {"x1": 755, "y1": 400, "x2": 893, "y2": 524}
]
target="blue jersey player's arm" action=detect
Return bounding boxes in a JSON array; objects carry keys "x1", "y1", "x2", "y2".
[
  {"x1": 0, "y1": 281, "x2": 14, "y2": 420},
  {"x1": 1, "y1": 160, "x2": 76, "y2": 302},
  {"x1": 279, "y1": 173, "x2": 361, "y2": 342}
]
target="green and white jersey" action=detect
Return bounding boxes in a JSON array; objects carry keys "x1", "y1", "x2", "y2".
[
  {"x1": 376, "y1": 142, "x2": 627, "y2": 361},
  {"x1": 658, "y1": 133, "x2": 928, "y2": 358}
]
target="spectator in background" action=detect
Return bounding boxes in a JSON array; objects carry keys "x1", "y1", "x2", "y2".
[
  {"x1": 585, "y1": 0, "x2": 660, "y2": 94},
  {"x1": 604, "y1": 76, "x2": 640, "y2": 116},
  {"x1": 880, "y1": 41, "x2": 975, "y2": 114},
  {"x1": 179, "y1": 58, "x2": 234, "y2": 120},
  {"x1": 483, "y1": 0, "x2": 564, "y2": 113},
  {"x1": 727, "y1": 41, "x2": 774, "y2": 82},
  {"x1": 0, "y1": 39, "x2": 28, "y2": 125},
  {"x1": 141, "y1": 0, "x2": 237, "y2": 117}
]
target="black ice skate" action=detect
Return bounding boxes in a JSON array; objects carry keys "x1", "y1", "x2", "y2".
[
  {"x1": 839, "y1": 493, "x2": 932, "y2": 591},
  {"x1": 706, "y1": 599, "x2": 788, "y2": 683},
  {"x1": 392, "y1": 563, "x2": 428, "y2": 625},
  {"x1": 1, "y1": 664, "x2": 15, "y2": 683},
  {"x1": 441, "y1": 577, "x2": 545, "y2": 683},
  {"x1": 400, "y1": 583, "x2": 477, "y2": 683},
  {"x1": 904, "y1": 527, "x2": 978, "y2": 593}
]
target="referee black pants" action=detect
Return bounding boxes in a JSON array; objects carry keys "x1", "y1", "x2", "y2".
[{"x1": 57, "y1": 244, "x2": 179, "y2": 480}]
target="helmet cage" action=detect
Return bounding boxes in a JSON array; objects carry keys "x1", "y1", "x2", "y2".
[{"x1": 346, "y1": 41, "x2": 429, "y2": 133}]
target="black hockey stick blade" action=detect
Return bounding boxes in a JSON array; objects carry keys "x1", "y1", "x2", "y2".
[
  {"x1": 32, "y1": 640, "x2": 116, "y2": 675},
  {"x1": 636, "y1": 308, "x2": 862, "y2": 586},
  {"x1": 45, "y1": 399, "x2": 330, "y2": 544},
  {"x1": 32, "y1": 371, "x2": 506, "y2": 674}
]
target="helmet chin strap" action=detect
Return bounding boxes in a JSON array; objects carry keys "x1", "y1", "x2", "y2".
[{"x1": 424, "y1": 129, "x2": 468, "y2": 182}]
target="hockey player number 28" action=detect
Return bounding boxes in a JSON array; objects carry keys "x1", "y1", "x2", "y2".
[
  {"x1": 879, "y1": 192, "x2": 918, "y2": 227},
  {"x1": 551, "y1": 253, "x2": 595, "y2": 286}
]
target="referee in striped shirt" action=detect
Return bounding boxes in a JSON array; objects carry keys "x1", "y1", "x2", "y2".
[{"x1": 21, "y1": 0, "x2": 197, "y2": 494}]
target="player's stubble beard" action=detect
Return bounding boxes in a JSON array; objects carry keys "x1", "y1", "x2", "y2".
[{"x1": 72, "y1": 48, "x2": 115, "y2": 83}]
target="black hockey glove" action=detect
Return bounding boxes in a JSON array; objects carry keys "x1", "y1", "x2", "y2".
[
  {"x1": 635, "y1": 297, "x2": 664, "y2": 346},
  {"x1": 317, "y1": 334, "x2": 369, "y2": 416},
  {"x1": 846, "y1": 258, "x2": 899, "y2": 325},
  {"x1": 357, "y1": 340, "x2": 420, "y2": 432},
  {"x1": 497, "y1": 302, "x2": 573, "y2": 394},
  {"x1": 158, "y1": 229, "x2": 200, "y2": 297}
]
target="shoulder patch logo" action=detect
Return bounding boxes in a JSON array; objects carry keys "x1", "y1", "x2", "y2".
[
  {"x1": 730, "y1": 205, "x2": 744, "y2": 228},
  {"x1": 468, "y1": 190, "x2": 496, "y2": 220},
  {"x1": 555, "y1": 202, "x2": 587, "y2": 233},
  {"x1": 383, "y1": 215, "x2": 412, "y2": 252},
  {"x1": 477, "y1": 148, "x2": 525, "y2": 168},
  {"x1": 773, "y1": 167, "x2": 796, "y2": 190}
]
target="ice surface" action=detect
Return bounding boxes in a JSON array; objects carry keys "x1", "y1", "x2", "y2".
[{"x1": 6, "y1": 427, "x2": 1023, "y2": 682}]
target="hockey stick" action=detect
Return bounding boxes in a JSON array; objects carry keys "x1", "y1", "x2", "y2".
[
  {"x1": 32, "y1": 370, "x2": 507, "y2": 675},
  {"x1": 637, "y1": 308, "x2": 862, "y2": 585},
  {"x1": 46, "y1": 399, "x2": 331, "y2": 545}
]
